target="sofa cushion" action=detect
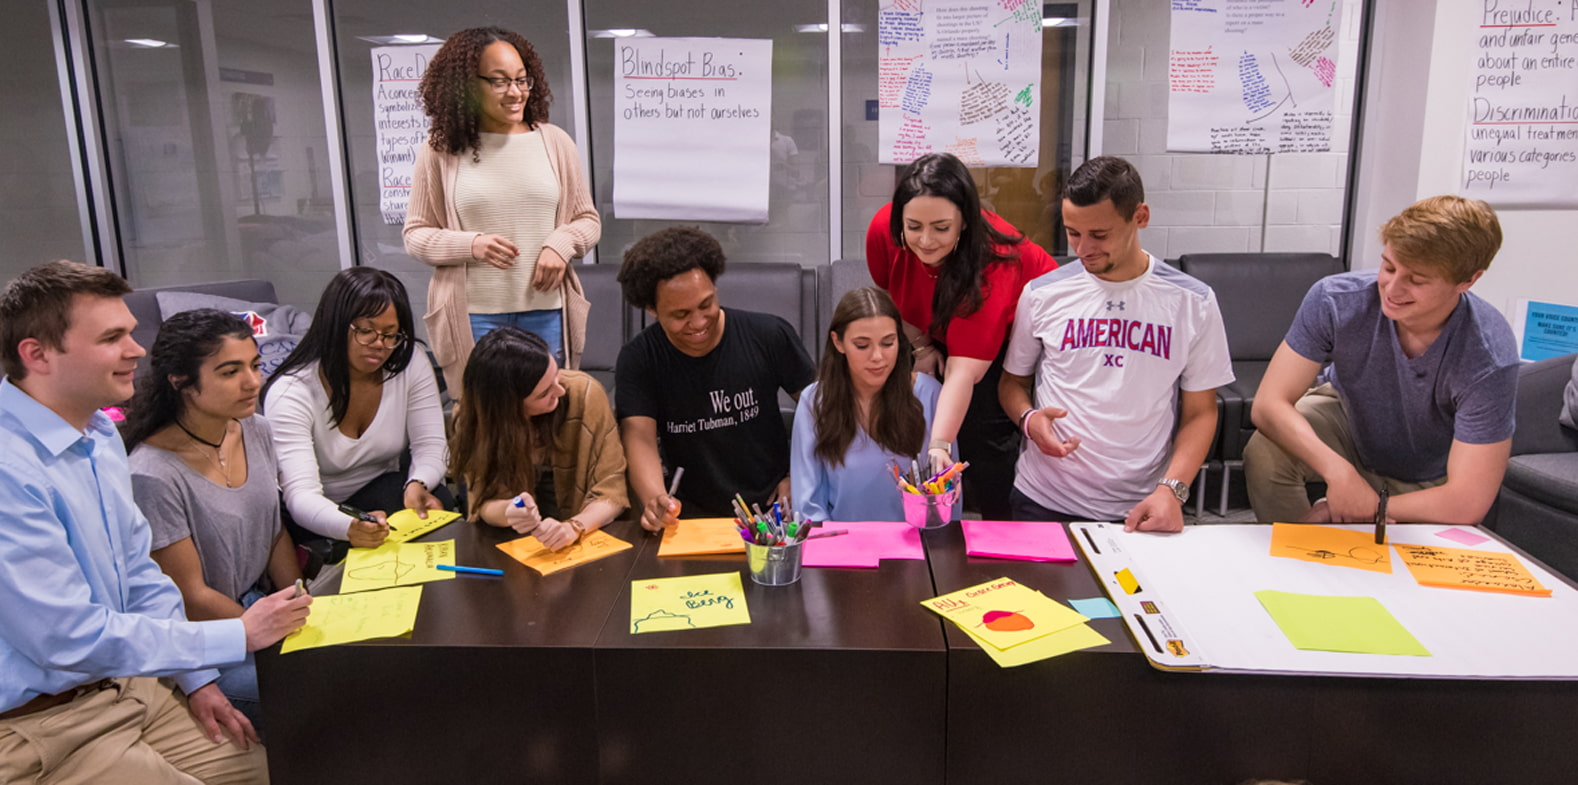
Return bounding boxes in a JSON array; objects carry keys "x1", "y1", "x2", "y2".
[
  {"x1": 1562, "y1": 354, "x2": 1578, "y2": 430},
  {"x1": 1503, "y1": 452, "x2": 1578, "y2": 515},
  {"x1": 155, "y1": 290, "x2": 310, "y2": 379}
]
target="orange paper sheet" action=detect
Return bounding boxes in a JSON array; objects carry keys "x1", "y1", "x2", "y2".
[
  {"x1": 497, "y1": 529, "x2": 633, "y2": 576},
  {"x1": 1269, "y1": 523, "x2": 1392, "y2": 573},
  {"x1": 1392, "y1": 543, "x2": 1551, "y2": 597},
  {"x1": 656, "y1": 518, "x2": 746, "y2": 557}
]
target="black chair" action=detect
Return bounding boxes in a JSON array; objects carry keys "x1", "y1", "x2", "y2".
[
  {"x1": 1485, "y1": 353, "x2": 1578, "y2": 580},
  {"x1": 1176, "y1": 252, "x2": 1345, "y2": 515}
]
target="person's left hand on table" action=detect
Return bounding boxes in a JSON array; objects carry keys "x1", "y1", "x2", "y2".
[
  {"x1": 404, "y1": 481, "x2": 443, "y2": 519},
  {"x1": 534, "y1": 517, "x2": 578, "y2": 549}
]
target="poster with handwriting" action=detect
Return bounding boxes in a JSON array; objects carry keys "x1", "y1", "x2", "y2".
[
  {"x1": 384, "y1": 508, "x2": 462, "y2": 545},
  {"x1": 371, "y1": 44, "x2": 440, "y2": 224},
  {"x1": 339, "y1": 540, "x2": 456, "y2": 594},
  {"x1": 1392, "y1": 543, "x2": 1552, "y2": 597},
  {"x1": 1460, "y1": 1, "x2": 1578, "y2": 206},
  {"x1": 876, "y1": 0, "x2": 1043, "y2": 166},
  {"x1": 612, "y1": 38, "x2": 772, "y2": 222},
  {"x1": 630, "y1": 572, "x2": 752, "y2": 633},
  {"x1": 497, "y1": 529, "x2": 634, "y2": 576},
  {"x1": 281, "y1": 586, "x2": 423, "y2": 654},
  {"x1": 919, "y1": 578, "x2": 1088, "y2": 650},
  {"x1": 1166, "y1": 0, "x2": 1342, "y2": 153}
]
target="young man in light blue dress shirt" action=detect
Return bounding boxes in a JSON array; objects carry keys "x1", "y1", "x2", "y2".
[{"x1": 0, "y1": 260, "x2": 311, "y2": 784}]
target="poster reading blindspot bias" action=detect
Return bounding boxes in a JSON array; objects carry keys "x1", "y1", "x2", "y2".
[
  {"x1": 371, "y1": 44, "x2": 441, "y2": 224},
  {"x1": 877, "y1": 0, "x2": 1043, "y2": 166},
  {"x1": 612, "y1": 38, "x2": 773, "y2": 222},
  {"x1": 1166, "y1": 0, "x2": 1341, "y2": 154}
]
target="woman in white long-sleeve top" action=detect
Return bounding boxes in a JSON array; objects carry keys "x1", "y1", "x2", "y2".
[
  {"x1": 792, "y1": 288, "x2": 943, "y2": 522},
  {"x1": 262, "y1": 267, "x2": 452, "y2": 560}
]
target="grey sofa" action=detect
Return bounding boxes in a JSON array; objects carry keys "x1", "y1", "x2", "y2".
[
  {"x1": 1486, "y1": 352, "x2": 1578, "y2": 580},
  {"x1": 123, "y1": 279, "x2": 279, "y2": 385}
]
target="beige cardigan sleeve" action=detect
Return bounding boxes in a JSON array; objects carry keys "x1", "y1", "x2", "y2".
[
  {"x1": 402, "y1": 142, "x2": 478, "y2": 266},
  {"x1": 540, "y1": 124, "x2": 601, "y2": 264}
]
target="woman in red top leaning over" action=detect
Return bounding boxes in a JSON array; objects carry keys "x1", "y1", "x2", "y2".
[{"x1": 866, "y1": 153, "x2": 1057, "y2": 520}]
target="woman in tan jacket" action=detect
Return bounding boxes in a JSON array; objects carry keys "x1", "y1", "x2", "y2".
[
  {"x1": 404, "y1": 26, "x2": 600, "y2": 394},
  {"x1": 449, "y1": 327, "x2": 627, "y2": 549}
]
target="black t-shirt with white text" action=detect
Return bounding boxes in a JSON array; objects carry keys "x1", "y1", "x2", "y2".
[{"x1": 615, "y1": 308, "x2": 815, "y2": 516}]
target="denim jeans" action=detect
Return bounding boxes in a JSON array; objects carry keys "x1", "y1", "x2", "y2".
[{"x1": 468, "y1": 309, "x2": 564, "y2": 365}]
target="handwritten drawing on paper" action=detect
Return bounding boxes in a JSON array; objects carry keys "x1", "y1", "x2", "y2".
[
  {"x1": 1269, "y1": 523, "x2": 1393, "y2": 574},
  {"x1": 878, "y1": 0, "x2": 1043, "y2": 166},
  {"x1": 629, "y1": 572, "x2": 752, "y2": 633},
  {"x1": 1392, "y1": 543, "x2": 1552, "y2": 597}
]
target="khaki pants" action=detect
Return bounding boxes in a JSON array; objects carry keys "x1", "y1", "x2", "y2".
[
  {"x1": 1243, "y1": 384, "x2": 1444, "y2": 523},
  {"x1": 0, "y1": 678, "x2": 267, "y2": 785}
]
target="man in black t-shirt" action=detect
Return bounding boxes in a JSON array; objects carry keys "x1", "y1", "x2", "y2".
[{"x1": 615, "y1": 227, "x2": 816, "y2": 531}]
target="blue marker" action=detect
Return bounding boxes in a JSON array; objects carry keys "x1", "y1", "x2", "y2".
[{"x1": 437, "y1": 564, "x2": 503, "y2": 577}]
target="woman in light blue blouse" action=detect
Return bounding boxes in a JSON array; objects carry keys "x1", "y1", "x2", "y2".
[{"x1": 792, "y1": 287, "x2": 943, "y2": 521}]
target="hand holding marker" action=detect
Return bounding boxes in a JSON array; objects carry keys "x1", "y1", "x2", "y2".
[{"x1": 891, "y1": 459, "x2": 968, "y2": 497}]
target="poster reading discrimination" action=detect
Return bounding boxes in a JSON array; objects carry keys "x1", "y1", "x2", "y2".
[
  {"x1": 1167, "y1": 0, "x2": 1342, "y2": 154},
  {"x1": 1460, "y1": 1, "x2": 1578, "y2": 207},
  {"x1": 372, "y1": 44, "x2": 440, "y2": 224},
  {"x1": 876, "y1": 0, "x2": 1043, "y2": 166},
  {"x1": 612, "y1": 38, "x2": 773, "y2": 222}
]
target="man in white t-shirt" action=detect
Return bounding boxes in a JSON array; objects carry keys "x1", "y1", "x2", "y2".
[{"x1": 998, "y1": 156, "x2": 1233, "y2": 531}]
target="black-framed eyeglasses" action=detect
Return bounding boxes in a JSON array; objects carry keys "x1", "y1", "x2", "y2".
[
  {"x1": 476, "y1": 75, "x2": 533, "y2": 93},
  {"x1": 348, "y1": 325, "x2": 408, "y2": 349}
]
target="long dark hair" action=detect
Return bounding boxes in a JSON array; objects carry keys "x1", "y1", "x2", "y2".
[
  {"x1": 813, "y1": 288, "x2": 926, "y2": 467},
  {"x1": 449, "y1": 327, "x2": 559, "y2": 514},
  {"x1": 262, "y1": 267, "x2": 416, "y2": 427},
  {"x1": 889, "y1": 153, "x2": 1022, "y2": 338},
  {"x1": 124, "y1": 308, "x2": 255, "y2": 450},
  {"x1": 419, "y1": 26, "x2": 552, "y2": 161}
]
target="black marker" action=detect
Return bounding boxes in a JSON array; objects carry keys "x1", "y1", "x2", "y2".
[{"x1": 338, "y1": 503, "x2": 395, "y2": 530}]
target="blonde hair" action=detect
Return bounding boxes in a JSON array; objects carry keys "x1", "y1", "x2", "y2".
[{"x1": 1379, "y1": 195, "x2": 1501, "y2": 283}]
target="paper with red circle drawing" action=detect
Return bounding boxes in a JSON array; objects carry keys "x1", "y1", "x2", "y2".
[
  {"x1": 802, "y1": 521, "x2": 924, "y2": 568},
  {"x1": 920, "y1": 577, "x2": 1089, "y2": 651},
  {"x1": 962, "y1": 520, "x2": 1077, "y2": 562}
]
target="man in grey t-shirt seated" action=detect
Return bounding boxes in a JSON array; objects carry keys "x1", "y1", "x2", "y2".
[{"x1": 1244, "y1": 195, "x2": 1520, "y2": 524}]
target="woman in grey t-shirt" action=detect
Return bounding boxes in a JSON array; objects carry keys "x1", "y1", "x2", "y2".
[{"x1": 125, "y1": 308, "x2": 302, "y2": 737}]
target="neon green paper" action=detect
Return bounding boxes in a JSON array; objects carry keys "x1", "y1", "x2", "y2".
[
  {"x1": 339, "y1": 540, "x2": 456, "y2": 594},
  {"x1": 630, "y1": 572, "x2": 751, "y2": 633},
  {"x1": 1255, "y1": 590, "x2": 1430, "y2": 657},
  {"x1": 281, "y1": 586, "x2": 423, "y2": 653}
]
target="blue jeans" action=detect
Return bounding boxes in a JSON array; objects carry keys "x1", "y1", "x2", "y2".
[
  {"x1": 469, "y1": 309, "x2": 564, "y2": 365},
  {"x1": 219, "y1": 589, "x2": 266, "y2": 739}
]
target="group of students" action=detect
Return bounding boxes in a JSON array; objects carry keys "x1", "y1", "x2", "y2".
[{"x1": 0, "y1": 23, "x2": 1523, "y2": 785}]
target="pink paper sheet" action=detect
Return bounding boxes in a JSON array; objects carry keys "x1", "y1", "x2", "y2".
[
  {"x1": 1435, "y1": 527, "x2": 1491, "y2": 547},
  {"x1": 962, "y1": 520, "x2": 1077, "y2": 562},
  {"x1": 802, "y1": 521, "x2": 925, "y2": 568}
]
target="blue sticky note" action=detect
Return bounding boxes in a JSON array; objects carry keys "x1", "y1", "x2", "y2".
[{"x1": 1070, "y1": 597, "x2": 1120, "y2": 619}]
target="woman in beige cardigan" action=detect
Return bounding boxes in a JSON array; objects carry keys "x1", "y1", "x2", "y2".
[{"x1": 404, "y1": 26, "x2": 600, "y2": 394}]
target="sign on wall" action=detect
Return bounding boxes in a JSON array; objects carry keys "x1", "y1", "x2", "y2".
[
  {"x1": 1459, "y1": 2, "x2": 1578, "y2": 207},
  {"x1": 1166, "y1": 0, "x2": 1342, "y2": 154},
  {"x1": 876, "y1": 0, "x2": 1043, "y2": 167},
  {"x1": 612, "y1": 38, "x2": 773, "y2": 223},
  {"x1": 371, "y1": 44, "x2": 440, "y2": 225}
]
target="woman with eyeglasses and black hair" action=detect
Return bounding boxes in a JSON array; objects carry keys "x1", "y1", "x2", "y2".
[
  {"x1": 405, "y1": 25, "x2": 600, "y2": 395},
  {"x1": 262, "y1": 267, "x2": 452, "y2": 558}
]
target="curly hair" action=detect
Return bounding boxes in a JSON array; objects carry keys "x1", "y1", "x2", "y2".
[
  {"x1": 617, "y1": 227, "x2": 727, "y2": 311},
  {"x1": 418, "y1": 26, "x2": 553, "y2": 161}
]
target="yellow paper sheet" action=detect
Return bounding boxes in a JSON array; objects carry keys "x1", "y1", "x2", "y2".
[
  {"x1": 281, "y1": 586, "x2": 423, "y2": 653},
  {"x1": 630, "y1": 572, "x2": 751, "y2": 633},
  {"x1": 338, "y1": 540, "x2": 456, "y2": 594},
  {"x1": 656, "y1": 518, "x2": 746, "y2": 557},
  {"x1": 920, "y1": 578, "x2": 1088, "y2": 651},
  {"x1": 1269, "y1": 522, "x2": 1392, "y2": 573},
  {"x1": 1255, "y1": 590, "x2": 1430, "y2": 656},
  {"x1": 497, "y1": 529, "x2": 633, "y2": 576},
  {"x1": 964, "y1": 621, "x2": 1110, "y2": 668},
  {"x1": 1392, "y1": 543, "x2": 1551, "y2": 597},
  {"x1": 383, "y1": 508, "x2": 462, "y2": 545}
]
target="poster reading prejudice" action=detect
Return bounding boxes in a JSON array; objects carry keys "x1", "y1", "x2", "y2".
[
  {"x1": 876, "y1": 0, "x2": 1043, "y2": 166},
  {"x1": 612, "y1": 38, "x2": 773, "y2": 222},
  {"x1": 1460, "y1": 0, "x2": 1578, "y2": 207},
  {"x1": 1166, "y1": 0, "x2": 1342, "y2": 154},
  {"x1": 371, "y1": 44, "x2": 440, "y2": 224}
]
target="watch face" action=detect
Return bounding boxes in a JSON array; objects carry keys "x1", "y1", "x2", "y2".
[{"x1": 1163, "y1": 480, "x2": 1188, "y2": 503}]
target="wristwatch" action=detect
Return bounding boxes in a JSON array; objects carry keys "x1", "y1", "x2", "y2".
[{"x1": 1158, "y1": 478, "x2": 1190, "y2": 504}]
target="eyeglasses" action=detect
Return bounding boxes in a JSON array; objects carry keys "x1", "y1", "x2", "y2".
[
  {"x1": 348, "y1": 325, "x2": 409, "y2": 349},
  {"x1": 475, "y1": 75, "x2": 533, "y2": 93}
]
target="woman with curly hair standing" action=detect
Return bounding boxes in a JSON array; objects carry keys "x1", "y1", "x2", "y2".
[{"x1": 404, "y1": 26, "x2": 600, "y2": 394}]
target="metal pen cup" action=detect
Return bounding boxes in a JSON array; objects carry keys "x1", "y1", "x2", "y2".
[
  {"x1": 744, "y1": 541, "x2": 803, "y2": 586},
  {"x1": 901, "y1": 487, "x2": 959, "y2": 530}
]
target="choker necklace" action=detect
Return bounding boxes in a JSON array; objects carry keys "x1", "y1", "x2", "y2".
[{"x1": 176, "y1": 419, "x2": 226, "y2": 449}]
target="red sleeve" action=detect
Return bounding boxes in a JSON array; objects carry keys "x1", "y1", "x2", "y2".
[
  {"x1": 941, "y1": 212, "x2": 1060, "y2": 360},
  {"x1": 865, "y1": 203, "x2": 896, "y2": 290}
]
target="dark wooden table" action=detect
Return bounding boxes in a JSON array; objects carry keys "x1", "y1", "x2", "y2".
[
  {"x1": 592, "y1": 536, "x2": 949, "y2": 785},
  {"x1": 924, "y1": 523, "x2": 1578, "y2": 785},
  {"x1": 257, "y1": 519, "x2": 649, "y2": 785}
]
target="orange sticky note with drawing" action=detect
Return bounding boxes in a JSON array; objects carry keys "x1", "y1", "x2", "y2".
[
  {"x1": 1392, "y1": 543, "x2": 1551, "y2": 597},
  {"x1": 497, "y1": 529, "x2": 633, "y2": 576},
  {"x1": 1269, "y1": 523, "x2": 1392, "y2": 573},
  {"x1": 657, "y1": 518, "x2": 747, "y2": 557}
]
